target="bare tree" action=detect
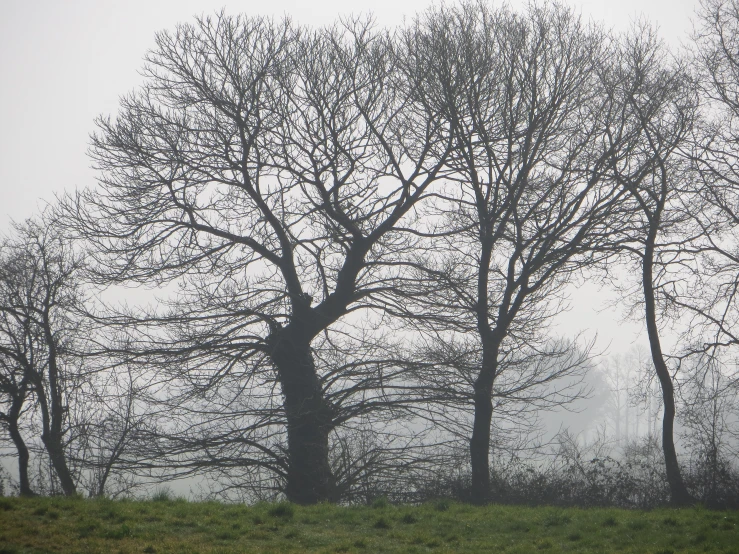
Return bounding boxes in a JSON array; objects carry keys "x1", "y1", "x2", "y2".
[
  {"x1": 64, "y1": 362, "x2": 150, "y2": 498},
  {"x1": 679, "y1": 353, "x2": 739, "y2": 507},
  {"x1": 0, "y1": 219, "x2": 87, "y2": 496},
  {"x1": 0, "y1": 313, "x2": 35, "y2": 496},
  {"x1": 394, "y1": 1, "x2": 627, "y2": 504},
  {"x1": 62, "y1": 14, "x2": 449, "y2": 504},
  {"x1": 682, "y1": 0, "x2": 739, "y2": 357},
  {"x1": 601, "y1": 25, "x2": 699, "y2": 504}
]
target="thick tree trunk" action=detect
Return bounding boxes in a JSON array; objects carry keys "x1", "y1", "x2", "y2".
[
  {"x1": 6, "y1": 413, "x2": 34, "y2": 496},
  {"x1": 271, "y1": 332, "x2": 336, "y2": 504},
  {"x1": 642, "y1": 242, "x2": 693, "y2": 506},
  {"x1": 469, "y1": 342, "x2": 500, "y2": 505},
  {"x1": 469, "y1": 384, "x2": 493, "y2": 505}
]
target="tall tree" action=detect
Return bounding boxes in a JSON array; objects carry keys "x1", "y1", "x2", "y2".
[
  {"x1": 401, "y1": 1, "x2": 627, "y2": 503},
  {"x1": 602, "y1": 25, "x2": 698, "y2": 505},
  {"x1": 64, "y1": 14, "x2": 448, "y2": 504}
]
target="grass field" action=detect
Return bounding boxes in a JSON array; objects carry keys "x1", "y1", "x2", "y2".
[{"x1": 0, "y1": 496, "x2": 737, "y2": 553}]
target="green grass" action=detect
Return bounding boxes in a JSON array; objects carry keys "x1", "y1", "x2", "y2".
[{"x1": 0, "y1": 496, "x2": 736, "y2": 553}]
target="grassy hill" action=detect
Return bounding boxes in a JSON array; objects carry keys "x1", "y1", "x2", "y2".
[{"x1": 0, "y1": 496, "x2": 737, "y2": 553}]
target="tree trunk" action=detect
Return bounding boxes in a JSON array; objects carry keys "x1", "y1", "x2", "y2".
[
  {"x1": 40, "y1": 431, "x2": 77, "y2": 496},
  {"x1": 469, "y1": 342, "x2": 500, "y2": 505},
  {"x1": 38, "y1": 314, "x2": 77, "y2": 496},
  {"x1": 642, "y1": 241, "x2": 693, "y2": 506},
  {"x1": 34, "y1": 383, "x2": 76, "y2": 496},
  {"x1": 6, "y1": 406, "x2": 34, "y2": 496},
  {"x1": 469, "y1": 384, "x2": 493, "y2": 505},
  {"x1": 271, "y1": 331, "x2": 336, "y2": 504}
]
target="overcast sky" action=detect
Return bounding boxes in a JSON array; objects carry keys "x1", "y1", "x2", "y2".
[{"x1": 0, "y1": 0, "x2": 700, "y2": 355}]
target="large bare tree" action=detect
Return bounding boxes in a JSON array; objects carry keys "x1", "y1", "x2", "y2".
[{"x1": 64, "y1": 14, "x2": 449, "y2": 503}]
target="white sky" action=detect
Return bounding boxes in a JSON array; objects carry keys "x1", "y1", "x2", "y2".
[{"x1": 0, "y1": 0, "x2": 699, "y2": 355}]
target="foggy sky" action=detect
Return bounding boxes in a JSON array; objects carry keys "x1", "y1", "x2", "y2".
[{"x1": 0, "y1": 0, "x2": 698, "y2": 355}]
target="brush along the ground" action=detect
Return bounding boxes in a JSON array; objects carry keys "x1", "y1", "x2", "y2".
[{"x1": 0, "y1": 496, "x2": 736, "y2": 553}]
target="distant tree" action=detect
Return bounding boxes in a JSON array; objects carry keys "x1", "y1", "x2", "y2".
[
  {"x1": 65, "y1": 362, "x2": 150, "y2": 498},
  {"x1": 600, "y1": 355, "x2": 631, "y2": 444},
  {"x1": 0, "y1": 306, "x2": 36, "y2": 496},
  {"x1": 679, "y1": 353, "x2": 739, "y2": 507},
  {"x1": 0, "y1": 219, "x2": 86, "y2": 496}
]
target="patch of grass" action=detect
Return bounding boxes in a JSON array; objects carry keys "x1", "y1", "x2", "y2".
[
  {"x1": 76, "y1": 522, "x2": 100, "y2": 538},
  {"x1": 400, "y1": 512, "x2": 418, "y2": 524},
  {"x1": 0, "y1": 499, "x2": 15, "y2": 511},
  {"x1": 373, "y1": 516, "x2": 391, "y2": 529},
  {"x1": 371, "y1": 496, "x2": 390, "y2": 509},
  {"x1": 100, "y1": 522, "x2": 132, "y2": 539},
  {"x1": 0, "y1": 497, "x2": 735, "y2": 553},
  {"x1": 602, "y1": 515, "x2": 618, "y2": 527},
  {"x1": 151, "y1": 487, "x2": 175, "y2": 502},
  {"x1": 542, "y1": 510, "x2": 571, "y2": 527},
  {"x1": 509, "y1": 520, "x2": 531, "y2": 533},
  {"x1": 628, "y1": 519, "x2": 648, "y2": 530},
  {"x1": 267, "y1": 501, "x2": 295, "y2": 519},
  {"x1": 215, "y1": 529, "x2": 238, "y2": 540}
]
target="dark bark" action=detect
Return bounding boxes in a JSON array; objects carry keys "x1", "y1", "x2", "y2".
[
  {"x1": 469, "y1": 339, "x2": 501, "y2": 505},
  {"x1": 4, "y1": 394, "x2": 34, "y2": 496},
  {"x1": 642, "y1": 234, "x2": 694, "y2": 506},
  {"x1": 34, "y1": 378, "x2": 76, "y2": 496},
  {"x1": 267, "y1": 243, "x2": 373, "y2": 504},
  {"x1": 270, "y1": 329, "x2": 336, "y2": 504},
  {"x1": 469, "y1": 380, "x2": 493, "y2": 504},
  {"x1": 43, "y1": 437, "x2": 77, "y2": 497},
  {"x1": 38, "y1": 307, "x2": 77, "y2": 496},
  {"x1": 7, "y1": 421, "x2": 33, "y2": 497}
]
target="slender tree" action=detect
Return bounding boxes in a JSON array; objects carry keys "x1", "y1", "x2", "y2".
[
  {"x1": 397, "y1": 1, "x2": 628, "y2": 503},
  {"x1": 0, "y1": 220, "x2": 85, "y2": 496},
  {"x1": 601, "y1": 25, "x2": 698, "y2": 505},
  {"x1": 0, "y1": 344, "x2": 35, "y2": 496}
]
